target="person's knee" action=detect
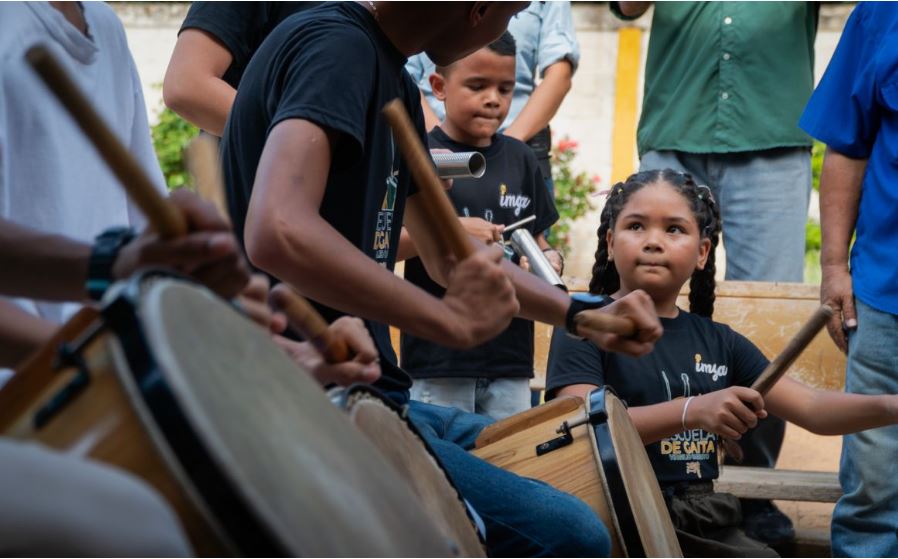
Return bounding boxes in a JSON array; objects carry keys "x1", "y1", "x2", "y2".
[{"x1": 542, "y1": 495, "x2": 612, "y2": 557}]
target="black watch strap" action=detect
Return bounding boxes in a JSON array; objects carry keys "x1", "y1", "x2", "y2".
[
  {"x1": 565, "y1": 293, "x2": 612, "y2": 338},
  {"x1": 87, "y1": 226, "x2": 136, "y2": 300}
]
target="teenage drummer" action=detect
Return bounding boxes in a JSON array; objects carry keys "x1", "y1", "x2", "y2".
[{"x1": 220, "y1": 2, "x2": 662, "y2": 555}]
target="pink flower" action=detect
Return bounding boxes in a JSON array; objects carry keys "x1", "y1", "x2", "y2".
[
  {"x1": 556, "y1": 138, "x2": 578, "y2": 153},
  {"x1": 592, "y1": 174, "x2": 602, "y2": 185}
]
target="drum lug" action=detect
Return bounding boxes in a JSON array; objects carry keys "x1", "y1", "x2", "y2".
[
  {"x1": 32, "y1": 321, "x2": 106, "y2": 429},
  {"x1": 536, "y1": 422, "x2": 574, "y2": 456}
]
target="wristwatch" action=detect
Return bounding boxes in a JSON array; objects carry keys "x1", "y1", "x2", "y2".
[
  {"x1": 87, "y1": 226, "x2": 136, "y2": 300},
  {"x1": 565, "y1": 292, "x2": 613, "y2": 338}
]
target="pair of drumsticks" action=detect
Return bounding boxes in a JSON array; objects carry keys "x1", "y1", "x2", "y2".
[{"x1": 26, "y1": 46, "x2": 832, "y2": 399}]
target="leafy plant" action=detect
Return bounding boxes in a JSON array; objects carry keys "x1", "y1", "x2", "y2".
[
  {"x1": 547, "y1": 138, "x2": 600, "y2": 255},
  {"x1": 151, "y1": 105, "x2": 199, "y2": 190},
  {"x1": 805, "y1": 140, "x2": 825, "y2": 283}
]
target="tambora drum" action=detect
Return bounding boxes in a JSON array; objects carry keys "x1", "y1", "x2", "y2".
[
  {"x1": 333, "y1": 386, "x2": 485, "y2": 557},
  {"x1": 0, "y1": 275, "x2": 456, "y2": 556},
  {"x1": 472, "y1": 388, "x2": 682, "y2": 557}
]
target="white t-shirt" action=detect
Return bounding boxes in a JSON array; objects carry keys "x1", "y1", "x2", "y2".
[
  {"x1": 0, "y1": 3, "x2": 165, "y2": 320},
  {"x1": 0, "y1": 3, "x2": 165, "y2": 383}
]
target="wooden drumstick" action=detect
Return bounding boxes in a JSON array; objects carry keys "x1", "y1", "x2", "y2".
[
  {"x1": 382, "y1": 99, "x2": 474, "y2": 260},
  {"x1": 573, "y1": 308, "x2": 637, "y2": 337},
  {"x1": 269, "y1": 283, "x2": 350, "y2": 364},
  {"x1": 25, "y1": 45, "x2": 187, "y2": 238},
  {"x1": 184, "y1": 135, "x2": 230, "y2": 223},
  {"x1": 751, "y1": 304, "x2": 833, "y2": 396}
]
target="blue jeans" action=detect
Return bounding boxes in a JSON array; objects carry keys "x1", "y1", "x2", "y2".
[
  {"x1": 640, "y1": 148, "x2": 811, "y2": 283},
  {"x1": 831, "y1": 299, "x2": 898, "y2": 557},
  {"x1": 407, "y1": 400, "x2": 612, "y2": 557}
]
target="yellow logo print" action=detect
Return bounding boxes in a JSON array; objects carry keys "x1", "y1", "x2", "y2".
[
  {"x1": 500, "y1": 183, "x2": 507, "y2": 196},
  {"x1": 694, "y1": 353, "x2": 702, "y2": 364}
]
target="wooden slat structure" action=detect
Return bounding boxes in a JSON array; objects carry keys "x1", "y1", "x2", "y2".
[{"x1": 715, "y1": 466, "x2": 842, "y2": 503}]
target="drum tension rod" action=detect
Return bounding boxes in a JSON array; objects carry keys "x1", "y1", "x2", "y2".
[
  {"x1": 32, "y1": 320, "x2": 107, "y2": 429},
  {"x1": 536, "y1": 413, "x2": 586, "y2": 456}
]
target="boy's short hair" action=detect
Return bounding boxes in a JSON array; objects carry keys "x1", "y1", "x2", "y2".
[{"x1": 435, "y1": 31, "x2": 516, "y2": 75}]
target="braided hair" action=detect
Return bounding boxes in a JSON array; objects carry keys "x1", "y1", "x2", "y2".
[{"x1": 588, "y1": 169, "x2": 722, "y2": 317}]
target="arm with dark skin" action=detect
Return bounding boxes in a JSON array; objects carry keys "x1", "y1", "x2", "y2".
[
  {"x1": 616, "y1": 2, "x2": 652, "y2": 18},
  {"x1": 819, "y1": 148, "x2": 866, "y2": 353}
]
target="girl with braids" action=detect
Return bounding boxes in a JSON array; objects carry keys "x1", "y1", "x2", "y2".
[{"x1": 545, "y1": 169, "x2": 898, "y2": 557}]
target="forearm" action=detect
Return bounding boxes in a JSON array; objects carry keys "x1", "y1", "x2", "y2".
[
  {"x1": 502, "y1": 257, "x2": 569, "y2": 324},
  {"x1": 504, "y1": 62, "x2": 573, "y2": 142},
  {"x1": 776, "y1": 388, "x2": 898, "y2": 436},
  {"x1": 629, "y1": 400, "x2": 691, "y2": 444},
  {"x1": 819, "y1": 148, "x2": 865, "y2": 270},
  {"x1": 396, "y1": 227, "x2": 418, "y2": 261},
  {"x1": 166, "y1": 79, "x2": 235, "y2": 137},
  {"x1": 0, "y1": 300, "x2": 57, "y2": 368},
  {"x1": 249, "y1": 214, "x2": 452, "y2": 344},
  {"x1": 0, "y1": 221, "x2": 90, "y2": 301}
]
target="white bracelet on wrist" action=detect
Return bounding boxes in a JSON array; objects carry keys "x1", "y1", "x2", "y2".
[{"x1": 681, "y1": 396, "x2": 696, "y2": 432}]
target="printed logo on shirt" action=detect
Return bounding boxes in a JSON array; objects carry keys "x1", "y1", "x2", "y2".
[
  {"x1": 661, "y1": 426, "x2": 717, "y2": 462},
  {"x1": 685, "y1": 461, "x2": 702, "y2": 478},
  {"x1": 694, "y1": 353, "x2": 728, "y2": 382},
  {"x1": 373, "y1": 136, "x2": 399, "y2": 262},
  {"x1": 498, "y1": 183, "x2": 532, "y2": 217}
]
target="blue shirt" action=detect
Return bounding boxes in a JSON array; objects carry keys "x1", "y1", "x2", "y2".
[
  {"x1": 800, "y1": 3, "x2": 898, "y2": 315},
  {"x1": 406, "y1": 1, "x2": 579, "y2": 131}
]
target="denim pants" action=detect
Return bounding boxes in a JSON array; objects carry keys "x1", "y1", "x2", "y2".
[
  {"x1": 411, "y1": 377, "x2": 532, "y2": 420},
  {"x1": 831, "y1": 299, "x2": 898, "y2": 557},
  {"x1": 407, "y1": 400, "x2": 612, "y2": 557},
  {"x1": 640, "y1": 148, "x2": 811, "y2": 283}
]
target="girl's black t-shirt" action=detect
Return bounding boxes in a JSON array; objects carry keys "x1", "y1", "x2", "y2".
[
  {"x1": 546, "y1": 309, "x2": 769, "y2": 484},
  {"x1": 401, "y1": 127, "x2": 558, "y2": 380}
]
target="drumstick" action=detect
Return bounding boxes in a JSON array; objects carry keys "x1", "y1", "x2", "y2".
[
  {"x1": 750, "y1": 304, "x2": 833, "y2": 396},
  {"x1": 382, "y1": 99, "x2": 474, "y2": 260},
  {"x1": 25, "y1": 45, "x2": 187, "y2": 238},
  {"x1": 724, "y1": 304, "x2": 832, "y2": 464},
  {"x1": 269, "y1": 283, "x2": 350, "y2": 364},
  {"x1": 502, "y1": 215, "x2": 537, "y2": 235},
  {"x1": 573, "y1": 308, "x2": 637, "y2": 337},
  {"x1": 184, "y1": 135, "x2": 230, "y2": 223}
]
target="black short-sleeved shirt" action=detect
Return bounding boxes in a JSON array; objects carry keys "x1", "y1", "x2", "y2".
[
  {"x1": 221, "y1": 2, "x2": 425, "y2": 395},
  {"x1": 179, "y1": 2, "x2": 320, "y2": 89},
  {"x1": 400, "y1": 127, "x2": 559, "y2": 380},
  {"x1": 546, "y1": 309, "x2": 769, "y2": 484}
]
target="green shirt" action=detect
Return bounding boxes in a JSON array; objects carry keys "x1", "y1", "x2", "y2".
[{"x1": 613, "y1": 2, "x2": 818, "y2": 156}]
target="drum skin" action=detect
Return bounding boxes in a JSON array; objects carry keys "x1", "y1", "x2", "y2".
[
  {"x1": 341, "y1": 388, "x2": 485, "y2": 557},
  {"x1": 0, "y1": 278, "x2": 454, "y2": 557},
  {"x1": 472, "y1": 391, "x2": 682, "y2": 558}
]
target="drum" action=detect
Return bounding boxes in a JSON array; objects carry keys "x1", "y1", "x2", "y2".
[
  {"x1": 333, "y1": 386, "x2": 485, "y2": 557},
  {"x1": 471, "y1": 388, "x2": 682, "y2": 557},
  {"x1": 0, "y1": 275, "x2": 456, "y2": 557}
]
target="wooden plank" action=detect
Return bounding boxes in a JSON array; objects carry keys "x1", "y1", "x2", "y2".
[{"x1": 714, "y1": 466, "x2": 841, "y2": 503}]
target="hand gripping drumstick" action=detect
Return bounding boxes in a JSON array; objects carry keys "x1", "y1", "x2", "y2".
[
  {"x1": 269, "y1": 283, "x2": 350, "y2": 364},
  {"x1": 382, "y1": 99, "x2": 474, "y2": 260},
  {"x1": 573, "y1": 308, "x2": 637, "y2": 337},
  {"x1": 25, "y1": 45, "x2": 187, "y2": 238},
  {"x1": 724, "y1": 304, "x2": 833, "y2": 463}
]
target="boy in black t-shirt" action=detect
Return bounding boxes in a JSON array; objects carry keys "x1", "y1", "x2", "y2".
[
  {"x1": 221, "y1": 3, "x2": 667, "y2": 556},
  {"x1": 402, "y1": 33, "x2": 562, "y2": 419}
]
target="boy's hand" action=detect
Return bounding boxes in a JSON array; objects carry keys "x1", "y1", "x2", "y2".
[
  {"x1": 577, "y1": 290, "x2": 662, "y2": 357},
  {"x1": 687, "y1": 387, "x2": 767, "y2": 439},
  {"x1": 112, "y1": 189, "x2": 251, "y2": 298},
  {"x1": 439, "y1": 244, "x2": 519, "y2": 348},
  {"x1": 235, "y1": 274, "x2": 288, "y2": 334},
  {"x1": 543, "y1": 249, "x2": 563, "y2": 275},
  {"x1": 460, "y1": 217, "x2": 504, "y2": 244},
  {"x1": 274, "y1": 316, "x2": 380, "y2": 387}
]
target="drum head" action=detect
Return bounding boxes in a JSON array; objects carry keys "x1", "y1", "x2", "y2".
[
  {"x1": 135, "y1": 279, "x2": 452, "y2": 556},
  {"x1": 343, "y1": 389, "x2": 484, "y2": 557},
  {"x1": 601, "y1": 392, "x2": 682, "y2": 557}
]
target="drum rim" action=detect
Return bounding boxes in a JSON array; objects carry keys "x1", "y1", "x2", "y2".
[
  {"x1": 104, "y1": 276, "x2": 288, "y2": 556},
  {"x1": 336, "y1": 384, "x2": 486, "y2": 551},
  {"x1": 588, "y1": 388, "x2": 646, "y2": 557}
]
